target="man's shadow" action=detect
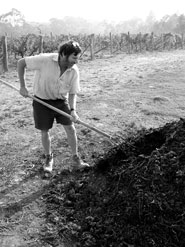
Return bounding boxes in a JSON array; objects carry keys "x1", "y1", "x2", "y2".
[{"x1": 0, "y1": 162, "x2": 75, "y2": 218}]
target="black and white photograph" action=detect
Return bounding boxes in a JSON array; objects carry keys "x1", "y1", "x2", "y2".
[{"x1": 0, "y1": 0, "x2": 185, "y2": 246}]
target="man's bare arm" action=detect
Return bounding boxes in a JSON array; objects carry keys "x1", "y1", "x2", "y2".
[{"x1": 17, "y1": 58, "x2": 29, "y2": 97}]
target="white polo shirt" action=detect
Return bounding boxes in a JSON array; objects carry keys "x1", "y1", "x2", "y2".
[{"x1": 25, "y1": 53, "x2": 80, "y2": 100}]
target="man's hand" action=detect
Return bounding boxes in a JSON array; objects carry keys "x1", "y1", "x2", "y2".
[
  {"x1": 20, "y1": 86, "x2": 29, "y2": 97},
  {"x1": 71, "y1": 110, "x2": 80, "y2": 123}
]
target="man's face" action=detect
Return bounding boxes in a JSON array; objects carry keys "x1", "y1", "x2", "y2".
[{"x1": 60, "y1": 53, "x2": 80, "y2": 68}]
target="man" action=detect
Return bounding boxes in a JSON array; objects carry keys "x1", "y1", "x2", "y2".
[{"x1": 17, "y1": 40, "x2": 89, "y2": 173}]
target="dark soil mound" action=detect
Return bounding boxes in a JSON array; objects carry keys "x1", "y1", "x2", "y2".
[{"x1": 42, "y1": 118, "x2": 185, "y2": 247}]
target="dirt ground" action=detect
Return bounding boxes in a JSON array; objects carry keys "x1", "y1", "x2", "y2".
[{"x1": 0, "y1": 50, "x2": 185, "y2": 246}]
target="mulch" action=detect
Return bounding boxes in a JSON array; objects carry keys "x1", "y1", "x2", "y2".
[{"x1": 41, "y1": 118, "x2": 185, "y2": 247}]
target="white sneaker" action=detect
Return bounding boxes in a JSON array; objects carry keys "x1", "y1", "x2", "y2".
[
  {"x1": 72, "y1": 154, "x2": 90, "y2": 171},
  {"x1": 43, "y1": 153, "x2": 53, "y2": 173}
]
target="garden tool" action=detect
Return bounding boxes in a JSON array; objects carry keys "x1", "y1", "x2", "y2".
[{"x1": 0, "y1": 79, "x2": 118, "y2": 144}]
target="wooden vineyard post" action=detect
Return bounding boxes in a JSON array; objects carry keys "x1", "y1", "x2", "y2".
[
  {"x1": 150, "y1": 32, "x2": 154, "y2": 51},
  {"x1": 110, "y1": 32, "x2": 113, "y2": 54},
  {"x1": 90, "y1": 34, "x2": 95, "y2": 60},
  {"x1": 181, "y1": 33, "x2": 184, "y2": 49},
  {"x1": 39, "y1": 35, "x2": 43, "y2": 53},
  {"x1": 50, "y1": 32, "x2": 53, "y2": 40},
  {"x1": 138, "y1": 32, "x2": 142, "y2": 52},
  {"x1": 127, "y1": 32, "x2": 131, "y2": 54},
  {"x1": 10, "y1": 33, "x2": 13, "y2": 55},
  {"x1": 2, "y1": 35, "x2": 8, "y2": 72},
  {"x1": 161, "y1": 34, "x2": 164, "y2": 50}
]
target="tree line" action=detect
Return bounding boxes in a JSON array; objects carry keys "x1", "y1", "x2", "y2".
[
  {"x1": 0, "y1": 9, "x2": 185, "y2": 73},
  {"x1": 0, "y1": 9, "x2": 185, "y2": 36}
]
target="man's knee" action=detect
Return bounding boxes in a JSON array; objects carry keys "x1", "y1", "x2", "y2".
[
  {"x1": 63, "y1": 124, "x2": 76, "y2": 135},
  {"x1": 41, "y1": 129, "x2": 50, "y2": 137}
]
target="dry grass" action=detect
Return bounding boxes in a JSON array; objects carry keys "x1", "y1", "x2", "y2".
[{"x1": 0, "y1": 50, "x2": 185, "y2": 246}]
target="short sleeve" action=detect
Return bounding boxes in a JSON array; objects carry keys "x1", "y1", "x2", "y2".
[
  {"x1": 25, "y1": 54, "x2": 44, "y2": 70},
  {"x1": 69, "y1": 67, "x2": 80, "y2": 94}
]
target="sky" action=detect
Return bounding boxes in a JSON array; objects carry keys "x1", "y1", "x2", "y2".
[{"x1": 0, "y1": 0, "x2": 185, "y2": 23}]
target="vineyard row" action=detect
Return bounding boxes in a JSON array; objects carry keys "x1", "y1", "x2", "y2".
[{"x1": 0, "y1": 32, "x2": 185, "y2": 73}]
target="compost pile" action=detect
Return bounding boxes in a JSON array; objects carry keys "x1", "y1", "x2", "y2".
[{"x1": 42, "y1": 118, "x2": 185, "y2": 247}]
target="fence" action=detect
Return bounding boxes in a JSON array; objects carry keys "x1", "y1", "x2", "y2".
[
  {"x1": 0, "y1": 35, "x2": 8, "y2": 73},
  {"x1": 0, "y1": 32, "x2": 185, "y2": 73}
]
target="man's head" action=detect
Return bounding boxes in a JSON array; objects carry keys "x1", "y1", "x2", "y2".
[
  {"x1": 58, "y1": 41, "x2": 82, "y2": 68},
  {"x1": 58, "y1": 40, "x2": 82, "y2": 58}
]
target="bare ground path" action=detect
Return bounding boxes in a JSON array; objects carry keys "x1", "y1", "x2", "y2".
[{"x1": 0, "y1": 50, "x2": 185, "y2": 246}]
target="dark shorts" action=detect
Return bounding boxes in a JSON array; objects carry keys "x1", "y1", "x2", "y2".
[{"x1": 32, "y1": 96, "x2": 72, "y2": 130}]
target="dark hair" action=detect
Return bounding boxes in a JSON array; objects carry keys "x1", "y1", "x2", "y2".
[{"x1": 58, "y1": 40, "x2": 82, "y2": 57}]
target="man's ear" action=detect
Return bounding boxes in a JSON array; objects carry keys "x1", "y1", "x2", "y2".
[{"x1": 61, "y1": 53, "x2": 68, "y2": 60}]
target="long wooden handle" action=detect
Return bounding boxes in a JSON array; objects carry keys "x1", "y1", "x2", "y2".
[
  {"x1": 0, "y1": 79, "x2": 73, "y2": 119},
  {"x1": 0, "y1": 79, "x2": 114, "y2": 141},
  {"x1": 29, "y1": 94, "x2": 73, "y2": 120},
  {"x1": 77, "y1": 119, "x2": 113, "y2": 139}
]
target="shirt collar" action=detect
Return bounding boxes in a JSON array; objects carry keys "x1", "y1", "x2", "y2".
[{"x1": 52, "y1": 54, "x2": 59, "y2": 62}]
